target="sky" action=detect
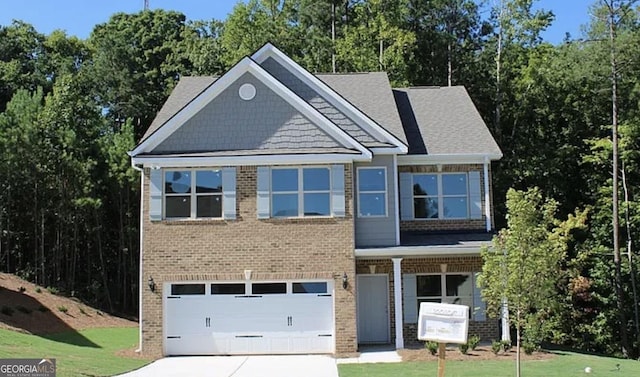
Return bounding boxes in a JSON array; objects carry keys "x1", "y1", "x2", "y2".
[{"x1": 0, "y1": 0, "x2": 593, "y2": 44}]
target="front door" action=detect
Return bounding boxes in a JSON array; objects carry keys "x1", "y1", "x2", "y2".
[{"x1": 357, "y1": 274, "x2": 390, "y2": 343}]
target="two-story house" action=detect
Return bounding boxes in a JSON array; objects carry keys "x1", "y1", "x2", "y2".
[{"x1": 129, "y1": 43, "x2": 502, "y2": 357}]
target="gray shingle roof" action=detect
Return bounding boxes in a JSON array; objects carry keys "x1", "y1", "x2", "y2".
[
  {"x1": 393, "y1": 86, "x2": 502, "y2": 156},
  {"x1": 318, "y1": 72, "x2": 407, "y2": 145}
]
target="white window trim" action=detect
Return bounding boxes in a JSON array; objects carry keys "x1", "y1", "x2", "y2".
[
  {"x1": 356, "y1": 166, "x2": 388, "y2": 218},
  {"x1": 412, "y1": 172, "x2": 470, "y2": 220},
  {"x1": 270, "y1": 166, "x2": 332, "y2": 218},
  {"x1": 416, "y1": 273, "x2": 474, "y2": 318},
  {"x1": 163, "y1": 168, "x2": 223, "y2": 220}
]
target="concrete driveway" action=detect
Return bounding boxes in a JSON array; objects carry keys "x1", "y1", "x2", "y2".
[{"x1": 114, "y1": 355, "x2": 339, "y2": 377}]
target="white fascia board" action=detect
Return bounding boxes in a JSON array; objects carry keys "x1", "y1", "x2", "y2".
[
  {"x1": 355, "y1": 246, "x2": 484, "y2": 259},
  {"x1": 132, "y1": 153, "x2": 370, "y2": 168},
  {"x1": 252, "y1": 44, "x2": 408, "y2": 153},
  {"x1": 370, "y1": 146, "x2": 408, "y2": 155},
  {"x1": 130, "y1": 56, "x2": 371, "y2": 160},
  {"x1": 398, "y1": 153, "x2": 503, "y2": 165}
]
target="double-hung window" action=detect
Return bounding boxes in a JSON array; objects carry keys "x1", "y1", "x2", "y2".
[
  {"x1": 164, "y1": 169, "x2": 222, "y2": 218},
  {"x1": 413, "y1": 173, "x2": 468, "y2": 219},
  {"x1": 357, "y1": 167, "x2": 387, "y2": 217},
  {"x1": 271, "y1": 167, "x2": 331, "y2": 217},
  {"x1": 416, "y1": 274, "x2": 473, "y2": 318}
]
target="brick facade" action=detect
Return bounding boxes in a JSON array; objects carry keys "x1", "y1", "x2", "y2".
[{"x1": 141, "y1": 165, "x2": 357, "y2": 357}]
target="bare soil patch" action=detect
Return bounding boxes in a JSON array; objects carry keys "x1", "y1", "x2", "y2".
[
  {"x1": 399, "y1": 344, "x2": 556, "y2": 362},
  {"x1": 0, "y1": 272, "x2": 136, "y2": 335}
]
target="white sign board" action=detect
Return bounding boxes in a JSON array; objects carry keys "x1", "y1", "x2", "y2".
[{"x1": 417, "y1": 302, "x2": 469, "y2": 344}]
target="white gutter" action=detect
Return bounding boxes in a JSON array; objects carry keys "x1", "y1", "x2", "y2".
[
  {"x1": 355, "y1": 246, "x2": 483, "y2": 259},
  {"x1": 483, "y1": 156, "x2": 492, "y2": 232},
  {"x1": 393, "y1": 155, "x2": 400, "y2": 246},
  {"x1": 131, "y1": 162, "x2": 144, "y2": 353},
  {"x1": 398, "y1": 153, "x2": 502, "y2": 165}
]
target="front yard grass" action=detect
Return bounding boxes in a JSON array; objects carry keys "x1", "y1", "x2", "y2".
[
  {"x1": 0, "y1": 327, "x2": 149, "y2": 377},
  {"x1": 338, "y1": 351, "x2": 640, "y2": 377}
]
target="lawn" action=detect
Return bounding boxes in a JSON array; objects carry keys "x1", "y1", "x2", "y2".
[
  {"x1": 338, "y1": 351, "x2": 640, "y2": 377},
  {"x1": 0, "y1": 327, "x2": 149, "y2": 377}
]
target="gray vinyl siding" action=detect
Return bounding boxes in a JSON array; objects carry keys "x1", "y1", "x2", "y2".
[
  {"x1": 354, "y1": 155, "x2": 397, "y2": 247},
  {"x1": 153, "y1": 72, "x2": 341, "y2": 153}
]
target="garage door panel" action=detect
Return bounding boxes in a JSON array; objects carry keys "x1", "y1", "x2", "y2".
[{"x1": 164, "y1": 280, "x2": 335, "y2": 355}]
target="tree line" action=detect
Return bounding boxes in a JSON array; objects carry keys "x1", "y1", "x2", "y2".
[{"x1": 0, "y1": 0, "x2": 639, "y2": 357}]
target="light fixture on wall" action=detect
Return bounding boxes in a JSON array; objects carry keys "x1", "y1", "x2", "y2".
[
  {"x1": 342, "y1": 272, "x2": 348, "y2": 289},
  {"x1": 148, "y1": 276, "x2": 156, "y2": 292}
]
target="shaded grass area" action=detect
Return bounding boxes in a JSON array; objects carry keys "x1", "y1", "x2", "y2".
[
  {"x1": 0, "y1": 327, "x2": 149, "y2": 377},
  {"x1": 339, "y1": 351, "x2": 640, "y2": 377}
]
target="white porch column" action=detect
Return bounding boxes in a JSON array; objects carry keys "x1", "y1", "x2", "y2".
[
  {"x1": 501, "y1": 298, "x2": 511, "y2": 342},
  {"x1": 392, "y1": 257, "x2": 404, "y2": 349}
]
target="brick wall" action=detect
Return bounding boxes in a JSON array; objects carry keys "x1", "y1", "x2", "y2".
[
  {"x1": 141, "y1": 164, "x2": 357, "y2": 357},
  {"x1": 398, "y1": 164, "x2": 494, "y2": 232}
]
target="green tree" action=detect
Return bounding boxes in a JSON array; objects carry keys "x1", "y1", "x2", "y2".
[{"x1": 478, "y1": 187, "x2": 587, "y2": 376}]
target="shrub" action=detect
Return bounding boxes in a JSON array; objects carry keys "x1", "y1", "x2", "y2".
[
  {"x1": 468, "y1": 334, "x2": 480, "y2": 350},
  {"x1": 16, "y1": 306, "x2": 31, "y2": 314},
  {"x1": 523, "y1": 341, "x2": 536, "y2": 355},
  {"x1": 35, "y1": 287, "x2": 42, "y2": 293},
  {"x1": 57, "y1": 305, "x2": 68, "y2": 313},
  {"x1": 37, "y1": 305, "x2": 49, "y2": 312},
  {"x1": 459, "y1": 342, "x2": 470, "y2": 354},
  {"x1": 425, "y1": 341, "x2": 439, "y2": 355},
  {"x1": 1, "y1": 306, "x2": 14, "y2": 316},
  {"x1": 491, "y1": 340, "x2": 502, "y2": 355},
  {"x1": 18, "y1": 286, "x2": 26, "y2": 293},
  {"x1": 46, "y1": 286, "x2": 59, "y2": 295},
  {"x1": 501, "y1": 339, "x2": 513, "y2": 353}
]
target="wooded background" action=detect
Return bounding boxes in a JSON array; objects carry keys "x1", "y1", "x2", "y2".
[{"x1": 1, "y1": 0, "x2": 639, "y2": 357}]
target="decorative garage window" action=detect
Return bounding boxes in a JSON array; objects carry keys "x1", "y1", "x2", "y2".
[
  {"x1": 256, "y1": 165, "x2": 345, "y2": 219},
  {"x1": 357, "y1": 167, "x2": 387, "y2": 217},
  {"x1": 148, "y1": 167, "x2": 236, "y2": 221},
  {"x1": 252, "y1": 283, "x2": 287, "y2": 294},
  {"x1": 403, "y1": 273, "x2": 485, "y2": 322},
  {"x1": 171, "y1": 283, "x2": 205, "y2": 295},
  {"x1": 400, "y1": 171, "x2": 482, "y2": 220},
  {"x1": 211, "y1": 283, "x2": 245, "y2": 295},
  {"x1": 292, "y1": 282, "x2": 328, "y2": 294}
]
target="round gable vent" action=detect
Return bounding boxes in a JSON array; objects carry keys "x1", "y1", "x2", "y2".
[{"x1": 238, "y1": 83, "x2": 256, "y2": 101}]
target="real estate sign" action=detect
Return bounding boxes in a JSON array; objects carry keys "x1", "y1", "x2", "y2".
[{"x1": 417, "y1": 302, "x2": 469, "y2": 344}]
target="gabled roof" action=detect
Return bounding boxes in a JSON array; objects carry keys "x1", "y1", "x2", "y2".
[
  {"x1": 393, "y1": 86, "x2": 502, "y2": 159},
  {"x1": 252, "y1": 43, "x2": 407, "y2": 153},
  {"x1": 130, "y1": 55, "x2": 372, "y2": 161}
]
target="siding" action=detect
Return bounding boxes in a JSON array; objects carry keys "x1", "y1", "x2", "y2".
[
  {"x1": 153, "y1": 72, "x2": 341, "y2": 153},
  {"x1": 354, "y1": 155, "x2": 397, "y2": 247}
]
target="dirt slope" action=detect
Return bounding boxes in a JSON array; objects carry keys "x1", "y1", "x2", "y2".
[{"x1": 0, "y1": 273, "x2": 136, "y2": 334}]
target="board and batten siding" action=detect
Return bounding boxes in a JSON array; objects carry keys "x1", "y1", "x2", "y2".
[{"x1": 354, "y1": 155, "x2": 397, "y2": 247}]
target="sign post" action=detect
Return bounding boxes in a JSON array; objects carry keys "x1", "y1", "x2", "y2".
[{"x1": 417, "y1": 303, "x2": 469, "y2": 377}]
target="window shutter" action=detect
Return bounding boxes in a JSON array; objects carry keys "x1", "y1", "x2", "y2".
[
  {"x1": 473, "y1": 272, "x2": 486, "y2": 321},
  {"x1": 331, "y1": 165, "x2": 345, "y2": 217},
  {"x1": 257, "y1": 167, "x2": 270, "y2": 219},
  {"x1": 399, "y1": 173, "x2": 413, "y2": 220},
  {"x1": 402, "y1": 273, "x2": 417, "y2": 323},
  {"x1": 469, "y1": 171, "x2": 482, "y2": 219},
  {"x1": 222, "y1": 167, "x2": 236, "y2": 220},
  {"x1": 149, "y1": 169, "x2": 163, "y2": 221}
]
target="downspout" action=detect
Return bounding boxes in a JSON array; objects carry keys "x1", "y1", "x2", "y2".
[
  {"x1": 131, "y1": 161, "x2": 144, "y2": 353},
  {"x1": 483, "y1": 156, "x2": 491, "y2": 232}
]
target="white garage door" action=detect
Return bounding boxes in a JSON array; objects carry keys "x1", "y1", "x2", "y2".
[{"x1": 164, "y1": 280, "x2": 334, "y2": 355}]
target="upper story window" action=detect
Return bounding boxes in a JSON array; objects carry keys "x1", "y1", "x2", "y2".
[
  {"x1": 413, "y1": 173, "x2": 468, "y2": 219},
  {"x1": 148, "y1": 167, "x2": 235, "y2": 222},
  {"x1": 400, "y1": 170, "x2": 482, "y2": 221},
  {"x1": 257, "y1": 165, "x2": 345, "y2": 219},
  {"x1": 357, "y1": 167, "x2": 387, "y2": 217},
  {"x1": 271, "y1": 167, "x2": 331, "y2": 217}
]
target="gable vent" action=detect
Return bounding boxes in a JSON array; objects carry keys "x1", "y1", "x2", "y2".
[{"x1": 239, "y1": 83, "x2": 256, "y2": 101}]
